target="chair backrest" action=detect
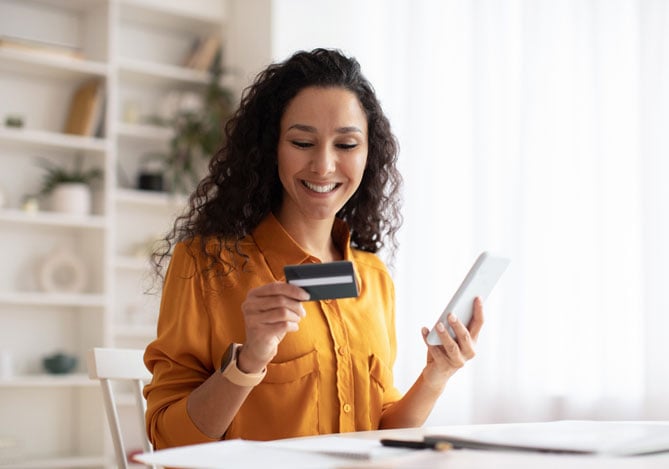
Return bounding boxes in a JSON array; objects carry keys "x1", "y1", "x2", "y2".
[{"x1": 87, "y1": 347, "x2": 155, "y2": 469}]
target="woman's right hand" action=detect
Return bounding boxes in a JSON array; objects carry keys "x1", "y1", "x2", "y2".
[{"x1": 238, "y1": 282, "x2": 310, "y2": 373}]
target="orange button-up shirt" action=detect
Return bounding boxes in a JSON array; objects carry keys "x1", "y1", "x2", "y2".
[{"x1": 144, "y1": 214, "x2": 402, "y2": 449}]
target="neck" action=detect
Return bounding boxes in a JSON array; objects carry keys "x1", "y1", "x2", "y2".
[{"x1": 275, "y1": 213, "x2": 341, "y2": 262}]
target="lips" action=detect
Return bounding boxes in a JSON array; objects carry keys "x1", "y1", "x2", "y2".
[{"x1": 301, "y1": 180, "x2": 340, "y2": 193}]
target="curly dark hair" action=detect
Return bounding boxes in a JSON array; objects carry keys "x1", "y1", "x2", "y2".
[{"x1": 152, "y1": 48, "x2": 403, "y2": 280}]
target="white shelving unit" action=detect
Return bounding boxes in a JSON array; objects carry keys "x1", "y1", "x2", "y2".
[{"x1": 0, "y1": 0, "x2": 228, "y2": 467}]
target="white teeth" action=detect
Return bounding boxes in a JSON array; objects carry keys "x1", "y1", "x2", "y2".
[{"x1": 303, "y1": 180, "x2": 337, "y2": 193}]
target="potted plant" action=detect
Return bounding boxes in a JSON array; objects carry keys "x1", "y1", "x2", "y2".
[
  {"x1": 37, "y1": 155, "x2": 103, "y2": 215},
  {"x1": 147, "y1": 64, "x2": 234, "y2": 194}
]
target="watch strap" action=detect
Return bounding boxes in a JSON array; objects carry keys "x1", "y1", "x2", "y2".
[{"x1": 220, "y1": 343, "x2": 266, "y2": 387}]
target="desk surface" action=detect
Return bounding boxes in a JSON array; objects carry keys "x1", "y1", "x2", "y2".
[{"x1": 136, "y1": 421, "x2": 669, "y2": 469}]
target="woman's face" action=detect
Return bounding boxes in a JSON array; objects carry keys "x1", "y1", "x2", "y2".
[{"x1": 276, "y1": 86, "x2": 368, "y2": 225}]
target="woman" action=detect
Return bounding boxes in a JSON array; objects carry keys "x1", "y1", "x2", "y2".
[{"x1": 144, "y1": 48, "x2": 483, "y2": 449}]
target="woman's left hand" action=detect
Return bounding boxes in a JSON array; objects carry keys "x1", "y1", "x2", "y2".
[{"x1": 420, "y1": 297, "x2": 484, "y2": 389}]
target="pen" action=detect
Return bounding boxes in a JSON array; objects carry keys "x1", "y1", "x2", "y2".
[
  {"x1": 422, "y1": 436, "x2": 593, "y2": 454},
  {"x1": 380, "y1": 438, "x2": 453, "y2": 451}
]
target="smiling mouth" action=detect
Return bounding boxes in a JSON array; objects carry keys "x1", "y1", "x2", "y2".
[{"x1": 301, "y1": 180, "x2": 341, "y2": 193}]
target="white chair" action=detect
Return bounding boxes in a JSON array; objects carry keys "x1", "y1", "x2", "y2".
[{"x1": 87, "y1": 347, "x2": 155, "y2": 469}]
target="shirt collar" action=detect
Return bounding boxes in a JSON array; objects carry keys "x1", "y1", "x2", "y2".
[{"x1": 252, "y1": 213, "x2": 353, "y2": 280}]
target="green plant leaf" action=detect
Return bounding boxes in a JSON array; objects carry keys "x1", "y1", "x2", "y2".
[{"x1": 35, "y1": 155, "x2": 103, "y2": 196}]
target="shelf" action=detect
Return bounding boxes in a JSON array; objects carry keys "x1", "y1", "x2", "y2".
[
  {"x1": 114, "y1": 325, "x2": 155, "y2": 340},
  {"x1": 0, "y1": 127, "x2": 108, "y2": 153},
  {"x1": 32, "y1": 0, "x2": 109, "y2": 12},
  {"x1": 118, "y1": 56, "x2": 210, "y2": 87},
  {"x1": 9, "y1": 455, "x2": 106, "y2": 469},
  {"x1": 115, "y1": 188, "x2": 187, "y2": 208},
  {"x1": 0, "y1": 48, "x2": 108, "y2": 81},
  {"x1": 0, "y1": 373, "x2": 96, "y2": 388},
  {"x1": 116, "y1": 122, "x2": 173, "y2": 141},
  {"x1": 119, "y1": 0, "x2": 225, "y2": 33},
  {"x1": 0, "y1": 209, "x2": 106, "y2": 230},
  {"x1": 0, "y1": 291, "x2": 105, "y2": 307},
  {"x1": 0, "y1": 0, "x2": 229, "y2": 466}
]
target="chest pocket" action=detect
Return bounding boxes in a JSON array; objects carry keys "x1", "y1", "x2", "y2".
[{"x1": 230, "y1": 349, "x2": 320, "y2": 440}]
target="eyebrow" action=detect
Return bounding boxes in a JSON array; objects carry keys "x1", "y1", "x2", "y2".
[{"x1": 287, "y1": 124, "x2": 363, "y2": 134}]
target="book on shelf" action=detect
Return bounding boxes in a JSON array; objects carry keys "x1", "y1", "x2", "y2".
[
  {"x1": 0, "y1": 35, "x2": 84, "y2": 60},
  {"x1": 63, "y1": 79, "x2": 105, "y2": 137},
  {"x1": 183, "y1": 34, "x2": 221, "y2": 71}
]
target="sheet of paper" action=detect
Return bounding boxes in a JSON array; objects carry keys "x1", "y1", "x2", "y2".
[
  {"x1": 133, "y1": 439, "x2": 350, "y2": 468},
  {"x1": 263, "y1": 435, "x2": 409, "y2": 459},
  {"x1": 426, "y1": 420, "x2": 669, "y2": 456},
  {"x1": 134, "y1": 437, "x2": 409, "y2": 468}
]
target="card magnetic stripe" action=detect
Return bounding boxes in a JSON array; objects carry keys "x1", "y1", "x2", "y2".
[{"x1": 287, "y1": 275, "x2": 354, "y2": 287}]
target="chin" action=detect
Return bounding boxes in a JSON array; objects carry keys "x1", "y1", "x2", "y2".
[{"x1": 302, "y1": 206, "x2": 341, "y2": 221}]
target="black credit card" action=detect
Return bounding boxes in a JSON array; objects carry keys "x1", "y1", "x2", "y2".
[{"x1": 284, "y1": 260, "x2": 359, "y2": 301}]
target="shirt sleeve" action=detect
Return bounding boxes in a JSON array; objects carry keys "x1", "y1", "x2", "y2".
[
  {"x1": 143, "y1": 242, "x2": 219, "y2": 449},
  {"x1": 382, "y1": 276, "x2": 403, "y2": 409}
]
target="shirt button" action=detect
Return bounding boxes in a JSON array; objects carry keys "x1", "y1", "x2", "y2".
[
  {"x1": 343, "y1": 403, "x2": 352, "y2": 413},
  {"x1": 337, "y1": 346, "x2": 346, "y2": 356}
]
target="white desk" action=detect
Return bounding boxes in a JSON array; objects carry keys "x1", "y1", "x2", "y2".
[{"x1": 135, "y1": 421, "x2": 669, "y2": 469}]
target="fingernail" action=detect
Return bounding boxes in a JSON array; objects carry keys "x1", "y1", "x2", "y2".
[
  {"x1": 436, "y1": 322, "x2": 445, "y2": 332},
  {"x1": 448, "y1": 314, "x2": 457, "y2": 323}
]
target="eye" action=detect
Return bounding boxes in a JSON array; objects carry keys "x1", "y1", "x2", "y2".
[
  {"x1": 291, "y1": 140, "x2": 313, "y2": 149},
  {"x1": 336, "y1": 143, "x2": 358, "y2": 150}
]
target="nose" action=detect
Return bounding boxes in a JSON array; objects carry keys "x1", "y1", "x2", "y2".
[{"x1": 310, "y1": 145, "x2": 336, "y2": 176}]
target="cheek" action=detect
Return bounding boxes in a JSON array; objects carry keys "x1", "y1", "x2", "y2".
[
  {"x1": 277, "y1": 147, "x2": 309, "y2": 195},
  {"x1": 353, "y1": 153, "x2": 368, "y2": 181},
  {"x1": 276, "y1": 155, "x2": 290, "y2": 192}
]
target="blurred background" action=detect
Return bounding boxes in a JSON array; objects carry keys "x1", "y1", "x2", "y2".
[{"x1": 0, "y1": 0, "x2": 667, "y2": 466}]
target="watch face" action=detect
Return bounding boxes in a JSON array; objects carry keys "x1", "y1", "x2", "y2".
[{"x1": 220, "y1": 343, "x2": 236, "y2": 372}]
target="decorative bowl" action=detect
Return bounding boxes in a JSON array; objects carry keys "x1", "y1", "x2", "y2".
[{"x1": 43, "y1": 353, "x2": 77, "y2": 374}]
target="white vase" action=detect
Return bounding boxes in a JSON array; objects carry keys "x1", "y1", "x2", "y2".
[{"x1": 50, "y1": 183, "x2": 91, "y2": 215}]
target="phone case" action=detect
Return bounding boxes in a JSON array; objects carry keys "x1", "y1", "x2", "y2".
[{"x1": 426, "y1": 252, "x2": 510, "y2": 345}]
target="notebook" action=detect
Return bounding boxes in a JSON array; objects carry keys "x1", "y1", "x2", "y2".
[{"x1": 424, "y1": 420, "x2": 669, "y2": 456}]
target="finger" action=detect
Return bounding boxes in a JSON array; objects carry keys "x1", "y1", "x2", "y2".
[
  {"x1": 244, "y1": 320, "x2": 298, "y2": 361},
  {"x1": 421, "y1": 327, "x2": 436, "y2": 351},
  {"x1": 244, "y1": 293, "x2": 307, "y2": 318},
  {"x1": 434, "y1": 319, "x2": 462, "y2": 358},
  {"x1": 447, "y1": 313, "x2": 468, "y2": 338},
  {"x1": 262, "y1": 320, "x2": 300, "y2": 334},
  {"x1": 244, "y1": 313, "x2": 302, "y2": 354},
  {"x1": 262, "y1": 306, "x2": 304, "y2": 325},
  {"x1": 467, "y1": 297, "x2": 485, "y2": 340},
  {"x1": 421, "y1": 324, "x2": 467, "y2": 371},
  {"x1": 246, "y1": 304, "x2": 305, "y2": 327},
  {"x1": 249, "y1": 282, "x2": 311, "y2": 302},
  {"x1": 446, "y1": 314, "x2": 473, "y2": 356}
]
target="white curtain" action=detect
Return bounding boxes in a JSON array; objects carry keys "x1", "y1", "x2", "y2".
[
  {"x1": 384, "y1": 0, "x2": 669, "y2": 424},
  {"x1": 271, "y1": 0, "x2": 669, "y2": 425}
]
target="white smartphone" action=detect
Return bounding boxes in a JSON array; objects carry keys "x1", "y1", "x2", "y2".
[{"x1": 426, "y1": 251, "x2": 510, "y2": 345}]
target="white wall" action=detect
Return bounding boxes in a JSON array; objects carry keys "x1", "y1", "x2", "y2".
[{"x1": 227, "y1": 0, "x2": 407, "y2": 117}]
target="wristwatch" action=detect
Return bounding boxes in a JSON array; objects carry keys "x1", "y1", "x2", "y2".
[{"x1": 220, "y1": 343, "x2": 266, "y2": 387}]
